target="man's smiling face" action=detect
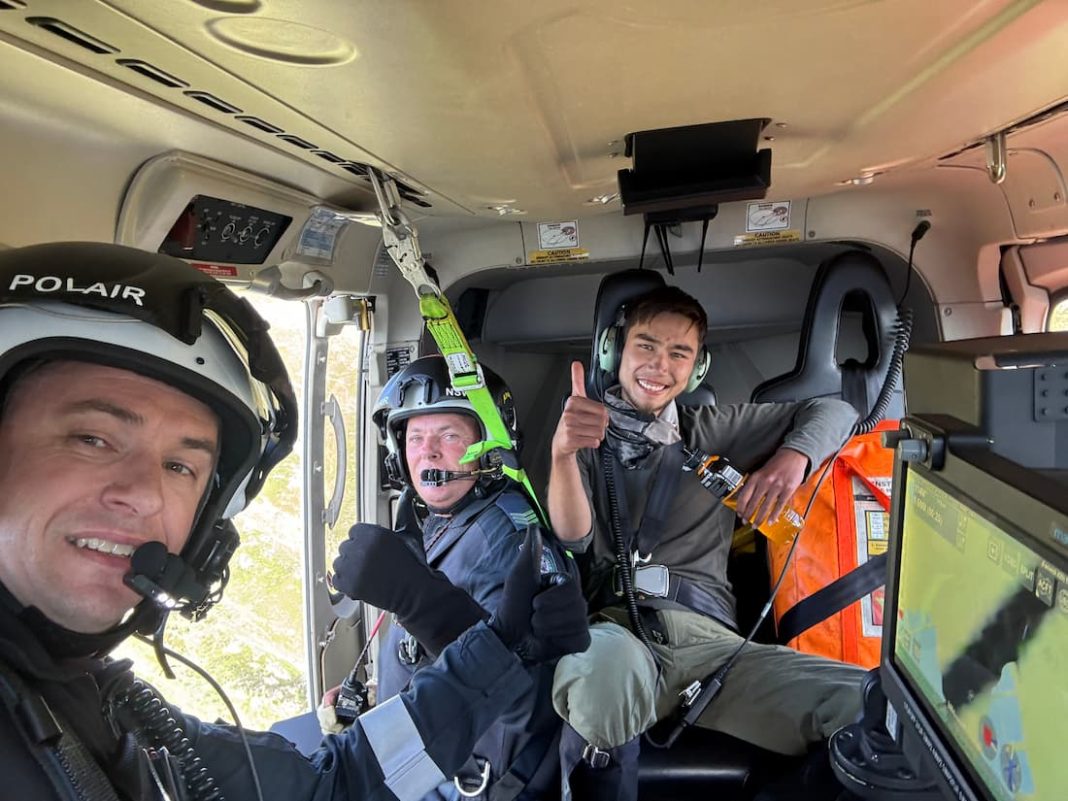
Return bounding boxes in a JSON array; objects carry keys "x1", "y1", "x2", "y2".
[
  {"x1": 0, "y1": 361, "x2": 219, "y2": 633},
  {"x1": 618, "y1": 312, "x2": 701, "y2": 416}
]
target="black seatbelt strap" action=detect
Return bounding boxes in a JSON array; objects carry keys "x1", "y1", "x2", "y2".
[
  {"x1": 602, "y1": 443, "x2": 684, "y2": 657},
  {"x1": 776, "y1": 552, "x2": 887, "y2": 644},
  {"x1": 601, "y1": 443, "x2": 684, "y2": 563},
  {"x1": 486, "y1": 728, "x2": 562, "y2": 801},
  {"x1": 633, "y1": 442, "x2": 685, "y2": 559},
  {"x1": 665, "y1": 576, "x2": 737, "y2": 633}
]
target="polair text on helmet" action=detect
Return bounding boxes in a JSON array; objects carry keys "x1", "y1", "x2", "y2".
[{"x1": 8, "y1": 274, "x2": 146, "y2": 306}]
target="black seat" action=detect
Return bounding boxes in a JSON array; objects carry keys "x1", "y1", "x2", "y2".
[
  {"x1": 677, "y1": 381, "x2": 717, "y2": 406},
  {"x1": 638, "y1": 726, "x2": 790, "y2": 801},
  {"x1": 751, "y1": 250, "x2": 904, "y2": 420},
  {"x1": 588, "y1": 268, "x2": 667, "y2": 399},
  {"x1": 588, "y1": 269, "x2": 717, "y2": 406}
]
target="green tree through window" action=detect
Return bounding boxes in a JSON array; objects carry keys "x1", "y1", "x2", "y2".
[{"x1": 113, "y1": 294, "x2": 308, "y2": 731}]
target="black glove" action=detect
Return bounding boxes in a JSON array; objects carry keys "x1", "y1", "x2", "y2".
[
  {"x1": 332, "y1": 523, "x2": 488, "y2": 656},
  {"x1": 490, "y1": 527, "x2": 591, "y2": 664}
]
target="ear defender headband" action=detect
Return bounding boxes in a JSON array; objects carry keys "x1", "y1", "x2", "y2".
[{"x1": 597, "y1": 314, "x2": 710, "y2": 393}]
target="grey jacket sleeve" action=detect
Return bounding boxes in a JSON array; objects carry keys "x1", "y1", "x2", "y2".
[{"x1": 686, "y1": 398, "x2": 858, "y2": 476}]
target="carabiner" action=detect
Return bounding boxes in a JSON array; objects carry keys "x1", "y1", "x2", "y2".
[
  {"x1": 453, "y1": 757, "x2": 491, "y2": 798},
  {"x1": 368, "y1": 168, "x2": 439, "y2": 297}
]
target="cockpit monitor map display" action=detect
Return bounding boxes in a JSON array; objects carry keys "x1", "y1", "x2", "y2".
[{"x1": 894, "y1": 470, "x2": 1066, "y2": 801}]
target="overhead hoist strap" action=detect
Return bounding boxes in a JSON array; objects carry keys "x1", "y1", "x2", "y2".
[{"x1": 370, "y1": 169, "x2": 545, "y2": 522}]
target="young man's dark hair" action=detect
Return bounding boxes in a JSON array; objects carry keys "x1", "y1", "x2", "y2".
[{"x1": 624, "y1": 285, "x2": 708, "y2": 343}]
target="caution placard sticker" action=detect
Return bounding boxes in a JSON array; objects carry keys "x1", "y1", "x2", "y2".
[
  {"x1": 527, "y1": 247, "x2": 589, "y2": 265},
  {"x1": 537, "y1": 221, "x2": 579, "y2": 250},
  {"x1": 746, "y1": 200, "x2": 791, "y2": 232},
  {"x1": 733, "y1": 230, "x2": 803, "y2": 248},
  {"x1": 854, "y1": 475, "x2": 892, "y2": 638}
]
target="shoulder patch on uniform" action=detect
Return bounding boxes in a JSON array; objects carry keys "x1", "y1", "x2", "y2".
[{"x1": 494, "y1": 491, "x2": 540, "y2": 530}]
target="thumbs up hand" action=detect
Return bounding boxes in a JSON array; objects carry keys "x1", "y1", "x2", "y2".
[
  {"x1": 551, "y1": 361, "x2": 609, "y2": 458},
  {"x1": 570, "y1": 359, "x2": 589, "y2": 400}
]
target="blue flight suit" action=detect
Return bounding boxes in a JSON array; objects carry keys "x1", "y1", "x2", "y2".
[
  {"x1": 0, "y1": 579, "x2": 533, "y2": 801},
  {"x1": 379, "y1": 483, "x2": 560, "y2": 800}
]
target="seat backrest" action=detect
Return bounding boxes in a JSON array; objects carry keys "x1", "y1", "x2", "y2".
[
  {"x1": 587, "y1": 268, "x2": 667, "y2": 399},
  {"x1": 750, "y1": 250, "x2": 903, "y2": 420}
]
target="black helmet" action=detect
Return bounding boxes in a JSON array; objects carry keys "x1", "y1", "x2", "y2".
[
  {"x1": 373, "y1": 355, "x2": 518, "y2": 489},
  {"x1": 0, "y1": 242, "x2": 297, "y2": 621}
]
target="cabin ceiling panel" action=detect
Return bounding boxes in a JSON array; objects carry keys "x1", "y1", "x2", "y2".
[{"x1": 2, "y1": 0, "x2": 1067, "y2": 223}]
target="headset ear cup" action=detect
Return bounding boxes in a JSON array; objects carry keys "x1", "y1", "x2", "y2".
[
  {"x1": 686, "y1": 347, "x2": 711, "y2": 393},
  {"x1": 597, "y1": 326, "x2": 620, "y2": 374}
]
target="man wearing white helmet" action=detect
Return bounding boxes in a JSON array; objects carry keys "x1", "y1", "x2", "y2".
[
  {"x1": 328, "y1": 356, "x2": 574, "y2": 800},
  {"x1": 0, "y1": 242, "x2": 590, "y2": 801}
]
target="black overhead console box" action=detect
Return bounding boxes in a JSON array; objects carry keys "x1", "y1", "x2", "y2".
[{"x1": 617, "y1": 118, "x2": 772, "y2": 218}]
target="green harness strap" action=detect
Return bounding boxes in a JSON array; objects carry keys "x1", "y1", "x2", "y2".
[{"x1": 419, "y1": 293, "x2": 547, "y2": 524}]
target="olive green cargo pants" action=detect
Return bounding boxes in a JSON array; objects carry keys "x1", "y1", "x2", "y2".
[{"x1": 552, "y1": 608, "x2": 866, "y2": 755}]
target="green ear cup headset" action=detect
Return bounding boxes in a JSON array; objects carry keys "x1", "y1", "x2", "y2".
[{"x1": 596, "y1": 312, "x2": 711, "y2": 393}]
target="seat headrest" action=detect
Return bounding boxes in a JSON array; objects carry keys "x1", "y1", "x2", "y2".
[
  {"x1": 587, "y1": 269, "x2": 666, "y2": 398},
  {"x1": 751, "y1": 250, "x2": 904, "y2": 419},
  {"x1": 677, "y1": 381, "x2": 717, "y2": 407}
]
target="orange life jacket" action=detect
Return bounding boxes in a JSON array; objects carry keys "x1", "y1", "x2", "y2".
[{"x1": 769, "y1": 420, "x2": 897, "y2": 668}]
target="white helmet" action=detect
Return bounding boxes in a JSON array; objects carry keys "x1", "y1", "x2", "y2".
[{"x1": 0, "y1": 242, "x2": 297, "y2": 621}]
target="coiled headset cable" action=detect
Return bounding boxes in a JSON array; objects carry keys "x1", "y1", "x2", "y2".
[{"x1": 121, "y1": 633, "x2": 265, "y2": 801}]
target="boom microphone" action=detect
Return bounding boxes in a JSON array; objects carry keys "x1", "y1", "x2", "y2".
[
  {"x1": 125, "y1": 541, "x2": 209, "y2": 609},
  {"x1": 420, "y1": 468, "x2": 478, "y2": 487}
]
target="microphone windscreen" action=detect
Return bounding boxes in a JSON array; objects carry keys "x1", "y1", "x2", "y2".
[{"x1": 130, "y1": 541, "x2": 167, "y2": 578}]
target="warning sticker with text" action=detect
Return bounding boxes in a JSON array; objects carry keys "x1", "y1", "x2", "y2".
[
  {"x1": 192, "y1": 263, "x2": 238, "y2": 278},
  {"x1": 733, "y1": 230, "x2": 802, "y2": 248},
  {"x1": 527, "y1": 248, "x2": 589, "y2": 265}
]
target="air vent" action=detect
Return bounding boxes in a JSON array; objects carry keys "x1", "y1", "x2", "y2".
[
  {"x1": 396, "y1": 181, "x2": 431, "y2": 208},
  {"x1": 184, "y1": 90, "x2": 241, "y2": 114},
  {"x1": 400, "y1": 192, "x2": 432, "y2": 209},
  {"x1": 278, "y1": 134, "x2": 316, "y2": 150},
  {"x1": 340, "y1": 161, "x2": 370, "y2": 176},
  {"x1": 236, "y1": 116, "x2": 283, "y2": 134},
  {"x1": 395, "y1": 180, "x2": 426, "y2": 198},
  {"x1": 0, "y1": 1, "x2": 28, "y2": 11},
  {"x1": 27, "y1": 17, "x2": 118, "y2": 54},
  {"x1": 117, "y1": 59, "x2": 187, "y2": 89},
  {"x1": 313, "y1": 150, "x2": 344, "y2": 164}
]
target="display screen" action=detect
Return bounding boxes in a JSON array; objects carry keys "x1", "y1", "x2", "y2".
[{"x1": 894, "y1": 470, "x2": 1067, "y2": 800}]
